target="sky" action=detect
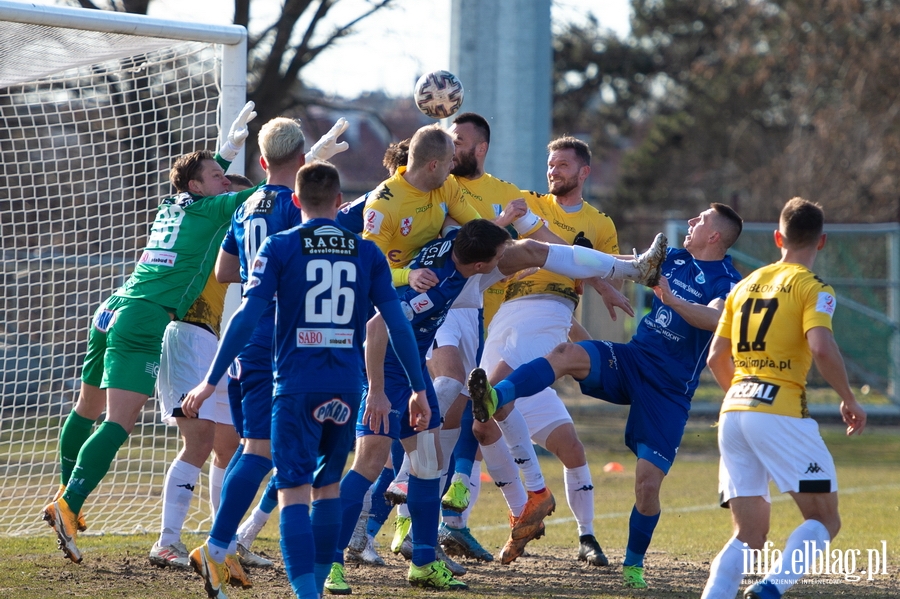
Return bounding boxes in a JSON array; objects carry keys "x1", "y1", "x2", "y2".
[{"x1": 10, "y1": 0, "x2": 632, "y2": 98}]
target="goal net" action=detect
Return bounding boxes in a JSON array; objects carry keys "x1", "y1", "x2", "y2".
[{"x1": 0, "y1": 2, "x2": 246, "y2": 538}]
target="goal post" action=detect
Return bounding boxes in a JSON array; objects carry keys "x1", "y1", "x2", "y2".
[{"x1": 0, "y1": 1, "x2": 247, "y2": 537}]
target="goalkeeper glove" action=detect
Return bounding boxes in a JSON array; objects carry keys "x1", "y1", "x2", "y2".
[
  {"x1": 219, "y1": 101, "x2": 257, "y2": 162},
  {"x1": 305, "y1": 118, "x2": 350, "y2": 163}
]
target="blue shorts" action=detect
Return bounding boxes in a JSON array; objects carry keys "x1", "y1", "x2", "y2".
[
  {"x1": 577, "y1": 340, "x2": 690, "y2": 474},
  {"x1": 234, "y1": 366, "x2": 274, "y2": 440},
  {"x1": 272, "y1": 392, "x2": 359, "y2": 489},
  {"x1": 356, "y1": 363, "x2": 440, "y2": 440}
]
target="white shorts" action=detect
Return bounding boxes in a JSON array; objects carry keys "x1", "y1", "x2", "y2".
[
  {"x1": 482, "y1": 297, "x2": 574, "y2": 445},
  {"x1": 717, "y1": 411, "x2": 837, "y2": 505},
  {"x1": 427, "y1": 308, "x2": 480, "y2": 395},
  {"x1": 481, "y1": 296, "x2": 573, "y2": 372},
  {"x1": 157, "y1": 321, "x2": 232, "y2": 426}
]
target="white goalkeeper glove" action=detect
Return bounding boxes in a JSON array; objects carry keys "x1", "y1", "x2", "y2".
[
  {"x1": 219, "y1": 101, "x2": 257, "y2": 162},
  {"x1": 305, "y1": 117, "x2": 350, "y2": 163}
]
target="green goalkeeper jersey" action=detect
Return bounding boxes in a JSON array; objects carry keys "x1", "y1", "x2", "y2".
[{"x1": 114, "y1": 183, "x2": 259, "y2": 319}]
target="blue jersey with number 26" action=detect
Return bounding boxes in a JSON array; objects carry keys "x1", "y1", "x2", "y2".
[
  {"x1": 221, "y1": 184, "x2": 302, "y2": 370},
  {"x1": 244, "y1": 218, "x2": 397, "y2": 395}
]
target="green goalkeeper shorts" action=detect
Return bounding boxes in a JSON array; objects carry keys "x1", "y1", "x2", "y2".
[{"x1": 81, "y1": 295, "x2": 172, "y2": 396}]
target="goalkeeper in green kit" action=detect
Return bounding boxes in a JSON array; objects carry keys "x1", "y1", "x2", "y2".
[{"x1": 43, "y1": 102, "x2": 350, "y2": 564}]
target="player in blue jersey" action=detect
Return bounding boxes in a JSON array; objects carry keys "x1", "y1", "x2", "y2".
[
  {"x1": 467, "y1": 203, "x2": 744, "y2": 590},
  {"x1": 182, "y1": 161, "x2": 425, "y2": 599},
  {"x1": 181, "y1": 116, "x2": 309, "y2": 590},
  {"x1": 326, "y1": 219, "x2": 670, "y2": 592}
]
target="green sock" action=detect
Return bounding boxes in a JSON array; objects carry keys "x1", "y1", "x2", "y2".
[
  {"x1": 59, "y1": 411, "x2": 96, "y2": 486},
  {"x1": 63, "y1": 421, "x2": 129, "y2": 514}
]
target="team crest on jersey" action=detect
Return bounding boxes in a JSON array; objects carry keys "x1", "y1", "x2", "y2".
[
  {"x1": 654, "y1": 307, "x2": 672, "y2": 328},
  {"x1": 695, "y1": 270, "x2": 706, "y2": 284},
  {"x1": 363, "y1": 209, "x2": 383, "y2": 234},
  {"x1": 400, "y1": 216, "x2": 413, "y2": 236},
  {"x1": 313, "y1": 398, "x2": 352, "y2": 424},
  {"x1": 252, "y1": 256, "x2": 267, "y2": 274},
  {"x1": 816, "y1": 292, "x2": 835, "y2": 315},
  {"x1": 410, "y1": 293, "x2": 434, "y2": 314},
  {"x1": 93, "y1": 309, "x2": 116, "y2": 332}
]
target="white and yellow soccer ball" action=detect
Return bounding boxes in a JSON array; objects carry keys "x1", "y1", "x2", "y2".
[{"x1": 414, "y1": 70, "x2": 465, "y2": 119}]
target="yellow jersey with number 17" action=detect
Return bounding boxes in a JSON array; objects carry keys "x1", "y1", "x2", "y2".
[
  {"x1": 717, "y1": 262, "x2": 837, "y2": 419},
  {"x1": 362, "y1": 166, "x2": 480, "y2": 269},
  {"x1": 504, "y1": 191, "x2": 618, "y2": 307}
]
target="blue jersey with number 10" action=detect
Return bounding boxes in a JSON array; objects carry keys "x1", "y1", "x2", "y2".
[
  {"x1": 221, "y1": 184, "x2": 302, "y2": 370},
  {"x1": 244, "y1": 218, "x2": 397, "y2": 395}
]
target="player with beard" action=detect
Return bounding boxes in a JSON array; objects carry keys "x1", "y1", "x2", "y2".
[{"x1": 471, "y1": 136, "x2": 628, "y2": 566}]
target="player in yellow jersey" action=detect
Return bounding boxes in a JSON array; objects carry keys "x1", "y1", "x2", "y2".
[
  {"x1": 472, "y1": 136, "x2": 629, "y2": 566},
  {"x1": 425, "y1": 113, "x2": 570, "y2": 562},
  {"x1": 702, "y1": 197, "x2": 866, "y2": 599},
  {"x1": 362, "y1": 124, "x2": 529, "y2": 290}
]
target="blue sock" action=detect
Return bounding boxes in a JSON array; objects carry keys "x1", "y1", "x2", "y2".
[
  {"x1": 209, "y1": 452, "x2": 272, "y2": 549},
  {"x1": 442, "y1": 408, "x2": 476, "y2": 519},
  {"x1": 280, "y1": 504, "x2": 316, "y2": 599},
  {"x1": 223, "y1": 442, "x2": 244, "y2": 482},
  {"x1": 259, "y1": 476, "x2": 278, "y2": 514},
  {"x1": 624, "y1": 505, "x2": 660, "y2": 567},
  {"x1": 495, "y1": 357, "x2": 557, "y2": 409},
  {"x1": 407, "y1": 475, "x2": 440, "y2": 567},
  {"x1": 311, "y1": 498, "x2": 341, "y2": 594},
  {"x1": 335, "y1": 469, "x2": 373, "y2": 563},
  {"x1": 367, "y1": 467, "x2": 394, "y2": 537}
]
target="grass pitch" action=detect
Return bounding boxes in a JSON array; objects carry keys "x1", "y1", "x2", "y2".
[{"x1": 2, "y1": 403, "x2": 898, "y2": 598}]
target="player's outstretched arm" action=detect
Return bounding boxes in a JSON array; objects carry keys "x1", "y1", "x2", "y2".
[
  {"x1": 707, "y1": 334, "x2": 735, "y2": 392},
  {"x1": 218, "y1": 101, "x2": 257, "y2": 162},
  {"x1": 807, "y1": 326, "x2": 867, "y2": 435},
  {"x1": 182, "y1": 296, "x2": 267, "y2": 417},
  {"x1": 305, "y1": 118, "x2": 350, "y2": 163}
]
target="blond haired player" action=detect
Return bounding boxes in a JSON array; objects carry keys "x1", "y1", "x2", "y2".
[{"x1": 702, "y1": 197, "x2": 866, "y2": 599}]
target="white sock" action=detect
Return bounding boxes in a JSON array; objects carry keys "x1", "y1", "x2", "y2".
[
  {"x1": 480, "y1": 440, "x2": 527, "y2": 516},
  {"x1": 398, "y1": 502, "x2": 411, "y2": 518},
  {"x1": 438, "y1": 427, "x2": 461, "y2": 488},
  {"x1": 159, "y1": 458, "x2": 201, "y2": 547},
  {"x1": 208, "y1": 464, "x2": 226, "y2": 518},
  {"x1": 701, "y1": 536, "x2": 747, "y2": 599},
  {"x1": 544, "y1": 244, "x2": 615, "y2": 279},
  {"x1": 461, "y1": 460, "x2": 482, "y2": 527},
  {"x1": 237, "y1": 506, "x2": 272, "y2": 546},
  {"x1": 433, "y1": 376, "x2": 463, "y2": 416},
  {"x1": 394, "y1": 453, "x2": 411, "y2": 485},
  {"x1": 496, "y1": 409, "x2": 545, "y2": 492},
  {"x1": 564, "y1": 464, "x2": 595, "y2": 536},
  {"x1": 766, "y1": 519, "x2": 831, "y2": 594}
]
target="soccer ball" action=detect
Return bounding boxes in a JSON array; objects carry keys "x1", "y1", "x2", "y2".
[{"x1": 414, "y1": 70, "x2": 464, "y2": 119}]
